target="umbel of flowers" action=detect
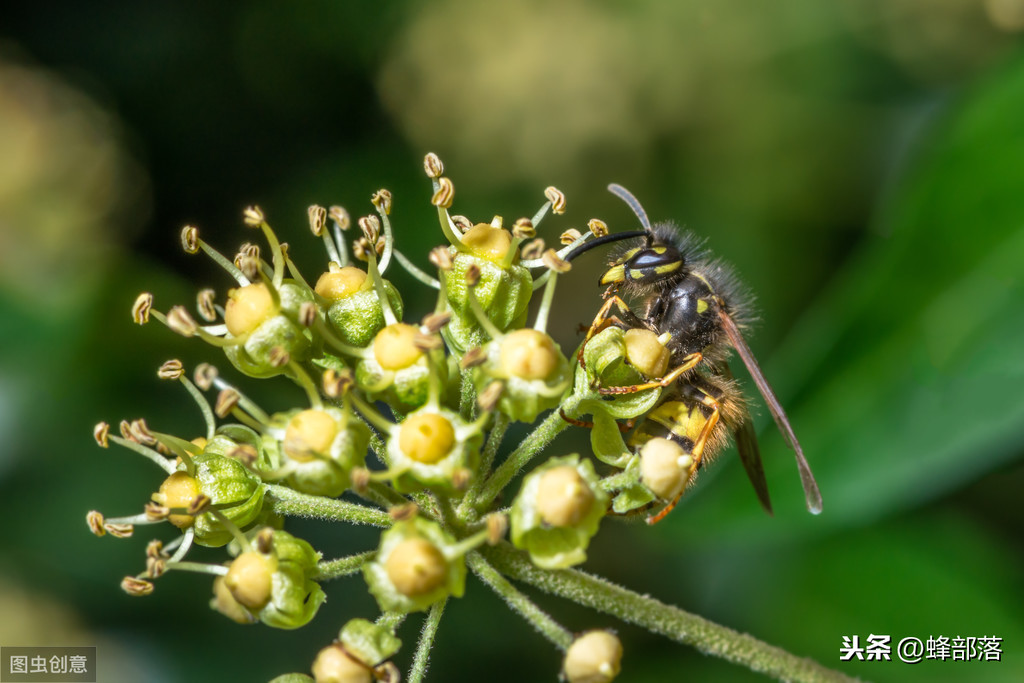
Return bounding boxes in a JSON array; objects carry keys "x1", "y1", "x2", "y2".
[{"x1": 86, "y1": 153, "x2": 837, "y2": 683}]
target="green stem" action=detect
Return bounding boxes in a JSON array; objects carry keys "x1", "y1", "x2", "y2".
[
  {"x1": 376, "y1": 611, "x2": 406, "y2": 632},
  {"x1": 266, "y1": 485, "x2": 392, "y2": 527},
  {"x1": 481, "y1": 544, "x2": 860, "y2": 683},
  {"x1": 408, "y1": 599, "x2": 447, "y2": 683},
  {"x1": 315, "y1": 550, "x2": 376, "y2": 580},
  {"x1": 458, "y1": 412, "x2": 509, "y2": 519},
  {"x1": 467, "y1": 551, "x2": 572, "y2": 650},
  {"x1": 475, "y1": 395, "x2": 579, "y2": 510}
]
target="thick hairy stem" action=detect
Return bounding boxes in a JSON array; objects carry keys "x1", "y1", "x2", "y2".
[
  {"x1": 266, "y1": 484, "x2": 392, "y2": 527},
  {"x1": 315, "y1": 550, "x2": 376, "y2": 581},
  {"x1": 481, "y1": 544, "x2": 861, "y2": 683},
  {"x1": 408, "y1": 599, "x2": 447, "y2": 683}
]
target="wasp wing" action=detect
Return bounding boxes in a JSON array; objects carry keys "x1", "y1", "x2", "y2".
[
  {"x1": 720, "y1": 362, "x2": 773, "y2": 516},
  {"x1": 717, "y1": 308, "x2": 823, "y2": 514}
]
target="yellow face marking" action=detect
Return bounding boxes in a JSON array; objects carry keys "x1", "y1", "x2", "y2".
[
  {"x1": 655, "y1": 262, "x2": 681, "y2": 276},
  {"x1": 599, "y1": 264, "x2": 626, "y2": 286},
  {"x1": 696, "y1": 299, "x2": 709, "y2": 314}
]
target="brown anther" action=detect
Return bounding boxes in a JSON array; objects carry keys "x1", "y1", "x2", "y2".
[
  {"x1": 452, "y1": 467, "x2": 472, "y2": 491},
  {"x1": 512, "y1": 218, "x2": 536, "y2": 239},
  {"x1": 105, "y1": 523, "x2": 134, "y2": 539},
  {"x1": 374, "y1": 661, "x2": 401, "y2": 683},
  {"x1": 155, "y1": 441, "x2": 172, "y2": 456},
  {"x1": 93, "y1": 422, "x2": 110, "y2": 448},
  {"x1": 431, "y1": 177, "x2": 454, "y2": 208},
  {"x1": 545, "y1": 186, "x2": 566, "y2": 214},
  {"x1": 322, "y1": 368, "x2": 354, "y2": 398},
  {"x1": 350, "y1": 467, "x2": 370, "y2": 493},
  {"x1": 429, "y1": 246, "x2": 453, "y2": 271},
  {"x1": 230, "y1": 443, "x2": 259, "y2": 466},
  {"x1": 298, "y1": 301, "x2": 318, "y2": 328},
  {"x1": 129, "y1": 418, "x2": 158, "y2": 447},
  {"x1": 158, "y1": 360, "x2": 184, "y2": 380},
  {"x1": 352, "y1": 238, "x2": 370, "y2": 262},
  {"x1": 268, "y1": 346, "x2": 290, "y2": 368},
  {"x1": 144, "y1": 502, "x2": 170, "y2": 521},
  {"x1": 119, "y1": 420, "x2": 134, "y2": 441},
  {"x1": 560, "y1": 228, "x2": 582, "y2": 245},
  {"x1": 132, "y1": 292, "x2": 153, "y2": 324},
  {"x1": 587, "y1": 218, "x2": 608, "y2": 237},
  {"x1": 194, "y1": 363, "x2": 218, "y2": 391},
  {"x1": 181, "y1": 226, "x2": 200, "y2": 254},
  {"x1": 146, "y1": 556, "x2": 166, "y2": 579},
  {"x1": 146, "y1": 540, "x2": 165, "y2": 559},
  {"x1": 197, "y1": 289, "x2": 217, "y2": 322},
  {"x1": 121, "y1": 576, "x2": 154, "y2": 596},
  {"x1": 423, "y1": 152, "x2": 444, "y2": 178},
  {"x1": 237, "y1": 255, "x2": 261, "y2": 281},
  {"x1": 240, "y1": 242, "x2": 261, "y2": 259},
  {"x1": 542, "y1": 249, "x2": 572, "y2": 273},
  {"x1": 187, "y1": 494, "x2": 212, "y2": 516},
  {"x1": 413, "y1": 332, "x2": 443, "y2": 352},
  {"x1": 215, "y1": 388, "x2": 240, "y2": 418},
  {"x1": 486, "y1": 513, "x2": 509, "y2": 545},
  {"x1": 308, "y1": 204, "x2": 327, "y2": 236},
  {"x1": 167, "y1": 306, "x2": 199, "y2": 337},
  {"x1": 371, "y1": 189, "x2": 393, "y2": 216},
  {"x1": 520, "y1": 238, "x2": 546, "y2": 261},
  {"x1": 421, "y1": 311, "x2": 452, "y2": 333},
  {"x1": 358, "y1": 215, "x2": 380, "y2": 244},
  {"x1": 477, "y1": 381, "x2": 505, "y2": 413},
  {"x1": 329, "y1": 205, "x2": 350, "y2": 230},
  {"x1": 464, "y1": 264, "x2": 481, "y2": 287},
  {"x1": 279, "y1": 242, "x2": 290, "y2": 259},
  {"x1": 459, "y1": 347, "x2": 487, "y2": 369},
  {"x1": 242, "y1": 205, "x2": 265, "y2": 227},
  {"x1": 450, "y1": 215, "x2": 473, "y2": 233},
  {"x1": 255, "y1": 527, "x2": 275, "y2": 554},
  {"x1": 389, "y1": 503, "x2": 419, "y2": 522},
  {"x1": 86, "y1": 511, "x2": 105, "y2": 536}
]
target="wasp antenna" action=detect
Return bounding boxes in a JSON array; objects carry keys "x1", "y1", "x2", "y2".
[
  {"x1": 608, "y1": 184, "x2": 653, "y2": 234},
  {"x1": 564, "y1": 229, "x2": 647, "y2": 262}
]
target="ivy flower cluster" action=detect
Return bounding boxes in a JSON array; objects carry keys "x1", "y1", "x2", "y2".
[{"x1": 87, "y1": 154, "x2": 842, "y2": 683}]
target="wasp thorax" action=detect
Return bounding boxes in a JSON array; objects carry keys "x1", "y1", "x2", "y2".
[
  {"x1": 639, "y1": 438, "x2": 694, "y2": 500},
  {"x1": 372, "y1": 323, "x2": 423, "y2": 371},
  {"x1": 461, "y1": 223, "x2": 514, "y2": 263},
  {"x1": 563, "y1": 630, "x2": 623, "y2": 683},
  {"x1": 499, "y1": 329, "x2": 559, "y2": 381},
  {"x1": 315, "y1": 266, "x2": 368, "y2": 300},
  {"x1": 398, "y1": 414, "x2": 455, "y2": 464},
  {"x1": 284, "y1": 409, "x2": 338, "y2": 461},
  {"x1": 224, "y1": 551, "x2": 277, "y2": 610},
  {"x1": 224, "y1": 282, "x2": 277, "y2": 336},
  {"x1": 385, "y1": 537, "x2": 448, "y2": 597},
  {"x1": 154, "y1": 471, "x2": 201, "y2": 528},
  {"x1": 623, "y1": 328, "x2": 670, "y2": 378},
  {"x1": 536, "y1": 466, "x2": 595, "y2": 527},
  {"x1": 312, "y1": 643, "x2": 372, "y2": 683}
]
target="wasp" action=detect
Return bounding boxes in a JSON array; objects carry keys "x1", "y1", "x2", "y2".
[{"x1": 566, "y1": 184, "x2": 822, "y2": 522}]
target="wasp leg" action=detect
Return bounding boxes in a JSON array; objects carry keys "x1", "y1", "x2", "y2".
[
  {"x1": 577, "y1": 295, "x2": 641, "y2": 368},
  {"x1": 559, "y1": 409, "x2": 636, "y2": 434},
  {"x1": 646, "y1": 391, "x2": 721, "y2": 525},
  {"x1": 598, "y1": 352, "x2": 703, "y2": 395}
]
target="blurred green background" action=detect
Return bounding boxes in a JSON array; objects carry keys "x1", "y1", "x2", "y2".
[{"x1": 2, "y1": 1, "x2": 1023, "y2": 681}]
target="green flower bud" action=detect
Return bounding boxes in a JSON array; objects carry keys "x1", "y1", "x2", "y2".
[
  {"x1": 563, "y1": 630, "x2": 623, "y2": 683},
  {"x1": 441, "y1": 229, "x2": 533, "y2": 353},
  {"x1": 264, "y1": 407, "x2": 370, "y2": 497},
  {"x1": 511, "y1": 455, "x2": 607, "y2": 569},
  {"x1": 473, "y1": 328, "x2": 572, "y2": 422},
  {"x1": 385, "y1": 407, "x2": 482, "y2": 493},
  {"x1": 224, "y1": 282, "x2": 315, "y2": 378},
  {"x1": 363, "y1": 517, "x2": 466, "y2": 614},
  {"x1": 573, "y1": 327, "x2": 664, "y2": 420},
  {"x1": 337, "y1": 618, "x2": 401, "y2": 670},
  {"x1": 354, "y1": 323, "x2": 445, "y2": 412},
  {"x1": 215, "y1": 529, "x2": 325, "y2": 629},
  {"x1": 317, "y1": 265, "x2": 404, "y2": 349}
]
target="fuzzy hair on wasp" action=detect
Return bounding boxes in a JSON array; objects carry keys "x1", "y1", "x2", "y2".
[{"x1": 565, "y1": 184, "x2": 822, "y2": 521}]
